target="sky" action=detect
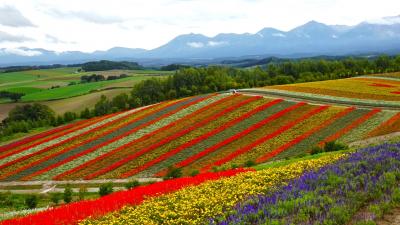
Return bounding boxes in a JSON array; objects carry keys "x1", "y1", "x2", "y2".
[{"x1": 0, "y1": 0, "x2": 399, "y2": 53}]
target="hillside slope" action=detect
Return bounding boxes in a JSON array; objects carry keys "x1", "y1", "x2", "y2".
[{"x1": 0, "y1": 93, "x2": 399, "y2": 181}]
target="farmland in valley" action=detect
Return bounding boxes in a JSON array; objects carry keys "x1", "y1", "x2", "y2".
[{"x1": 0, "y1": 68, "x2": 171, "y2": 120}]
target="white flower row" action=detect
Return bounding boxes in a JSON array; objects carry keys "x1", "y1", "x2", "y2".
[
  {"x1": 36, "y1": 94, "x2": 228, "y2": 179},
  {"x1": 0, "y1": 105, "x2": 152, "y2": 167}
]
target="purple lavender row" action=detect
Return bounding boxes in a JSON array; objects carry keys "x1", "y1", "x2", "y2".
[{"x1": 210, "y1": 142, "x2": 400, "y2": 225}]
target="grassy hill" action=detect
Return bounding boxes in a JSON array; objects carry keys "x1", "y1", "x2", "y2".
[{"x1": 0, "y1": 92, "x2": 398, "y2": 182}]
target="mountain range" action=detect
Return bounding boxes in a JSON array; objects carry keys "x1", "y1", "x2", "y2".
[{"x1": 1, "y1": 15, "x2": 400, "y2": 66}]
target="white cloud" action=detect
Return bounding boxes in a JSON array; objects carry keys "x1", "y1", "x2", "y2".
[
  {"x1": 0, "y1": 31, "x2": 33, "y2": 42},
  {"x1": 2, "y1": 48, "x2": 42, "y2": 56},
  {"x1": 187, "y1": 42, "x2": 204, "y2": 48},
  {"x1": 0, "y1": 5, "x2": 35, "y2": 27},
  {"x1": 0, "y1": 0, "x2": 399, "y2": 52}
]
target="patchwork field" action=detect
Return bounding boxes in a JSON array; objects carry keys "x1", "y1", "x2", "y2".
[
  {"x1": 0, "y1": 93, "x2": 399, "y2": 182},
  {"x1": 248, "y1": 76, "x2": 400, "y2": 108}
]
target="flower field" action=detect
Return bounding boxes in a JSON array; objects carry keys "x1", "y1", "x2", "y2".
[
  {"x1": 0, "y1": 92, "x2": 399, "y2": 181},
  {"x1": 263, "y1": 77, "x2": 400, "y2": 101}
]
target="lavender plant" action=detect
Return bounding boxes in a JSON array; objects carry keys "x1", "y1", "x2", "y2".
[{"x1": 210, "y1": 143, "x2": 400, "y2": 225}]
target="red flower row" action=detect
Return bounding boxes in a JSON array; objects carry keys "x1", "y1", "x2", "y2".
[
  {"x1": 120, "y1": 98, "x2": 282, "y2": 178},
  {"x1": 20, "y1": 95, "x2": 211, "y2": 181},
  {"x1": 173, "y1": 102, "x2": 306, "y2": 171},
  {"x1": 57, "y1": 94, "x2": 237, "y2": 180},
  {"x1": 200, "y1": 105, "x2": 330, "y2": 171},
  {"x1": 0, "y1": 104, "x2": 157, "y2": 175},
  {"x1": 255, "y1": 106, "x2": 355, "y2": 163},
  {"x1": 1, "y1": 168, "x2": 252, "y2": 225},
  {"x1": 0, "y1": 117, "x2": 96, "y2": 154},
  {"x1": 319, "y1": 108, "x2": 381, "y2": 145},
  {"x1": 0, "y1": 114, "x2": 112, "y2": 161}
]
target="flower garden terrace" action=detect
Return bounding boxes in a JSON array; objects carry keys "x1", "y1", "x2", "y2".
[{"x1": 0, "y1": 92, "x2": 399, "y2": 182}]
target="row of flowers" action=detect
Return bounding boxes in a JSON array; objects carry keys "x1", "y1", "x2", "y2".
[
  {"x1": 148, "y1": 100, "x2": 299, "y2": 177},
  {"x1": 220, "y1": 105, "x2": 343, "y2": 168},
  {"x1": 27, "y1": 95, "x2": 210, "y2": 181},
  {"x1": 0, "y1": 101, "x2": 168, "y2": 181},
  {"x1": 338, "y1": 110, "x2": 395, "y2": 143},
  {"x1": 0, "y1": 105, "x2": 149, "y2": 167},
  {"x1": 92, "y1": 96, "x2": 264, "y2": 179},
  {"x1": 367, "y1": 112, "x2": 400, "y2": 138},
  {"x1": 80, "y1": 153, "x2": 345, "y2": 225},
  {"x1": 119, "y1": 98, "x2": 282, "y2": 178},
  {"x1": 1, "y1": 169, "x2": 249, "y2": 225},
  {"x1": 73, "y1": 94, "x2": 242, "y2": 180},
  {"x1": 203, "y1": 105, "x2": 330, "y2": 171},
  {"x1": 319, "y1": 108, "x2": 381, "y2": 145},
  {"x1": 178, "y1": 102, "x2": 314, "y2": 175},
  {"x1": 210, "y1": 143, "x2": 400, "y2": 225}
]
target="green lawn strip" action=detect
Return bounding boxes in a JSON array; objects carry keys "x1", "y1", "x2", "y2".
[
  {"x1": 270, "y1": 108, "x2": 369, "y2": 161},
  {"x1": 136, "y1": 101, "x2": 296, "y2": 177},
  {"x1": 0, "y1": 126, "x2": 53, "y2": 145},
  {"x1": 339, "y1": 110, "x2": 398, "y2": 143},
  {"x1": 3, "y1": 87, "x2": 44, "y2": 95}
]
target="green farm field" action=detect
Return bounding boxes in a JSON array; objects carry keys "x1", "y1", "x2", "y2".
[{"x1": 0, "y1": 68, "x2": 171, "y2": 118}]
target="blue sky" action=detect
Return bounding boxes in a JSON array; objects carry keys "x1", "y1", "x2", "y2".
[{"x1": 0, "y1": 0, "x2": 399, "y2": 53}]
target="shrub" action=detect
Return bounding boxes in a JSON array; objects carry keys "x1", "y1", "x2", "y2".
[
  {"x1": 190, "y1": 170, "x2": 200, "y2": 177},
  {"x1": 25, "y1": 195, "x2": 38, "y2": 209},
  {"x1": 50, "y1": 193, "x2": 62, "y2": 205},
  {"x1": 63, "y1": 185, "x2": 73, "y2": 203},
  {"x1": 324, "y1": 141, "x2": 348, "y2": 152},
  {"x1": 311, "y1": 146, "x2": 324, "y2": 155},
  {"x1": 99, "y1": 183, "x2": 113, "y2": 197},
  {"x1": 244, "y1": 160, "x2": 256, "y2": 167},
  {"x1": 124, "y1": 180, "x2": 140, "y2": 190},
  {"x1": 79, "y1": 186, "x2": 87, "y2": 201},
  {"x1": 165, "y1": 166, "x2": 183, "y2": 179}
]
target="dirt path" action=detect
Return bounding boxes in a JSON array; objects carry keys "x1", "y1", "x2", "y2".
[{"x1": 376, "y1": 207, "x2": 400, "y2": 225}]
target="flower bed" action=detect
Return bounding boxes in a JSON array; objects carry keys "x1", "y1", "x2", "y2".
[
  {"x1": 24, "y1": 95, "x2": 209, "y2": 181},
  {"x1": 167, "y1": 102, "x2": 305, "y2": 174},
  {"x1": 81, "y1": 154, "x2": 344, "y2": 225},
  {"x1": 224, "y1": 106, "x2": 344, "y2": 166},
  {"x1": 1, "y1": 169, "x2": 248, "y2": 225},
  {"x1": 367, "y1": 112, "x2": 400, "y2": 137},
  {"x1": 338, "y1": 110, "x2": 397, "y2": 143},
  {"x1": 120, "y1": 99, "x2": 283, "y2": 178},
  {"x1": 179, "y1": 104, "x2": 316, "y2": 174},
  {"x1": 95, "y1": 97, "x2": 265, "y2": 179},
  {"x1": 0, "y1": 101, "x2": 170, "y2": 180},
  {"x1": 210, "y1": 143, "x2": 400, "y2": 225},
  {"x1": 56, "y1": 94, "x2": 236, "y2": 180}
]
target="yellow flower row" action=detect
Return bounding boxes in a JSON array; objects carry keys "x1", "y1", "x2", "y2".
[{"x1": 81, "y1": 153, "x2": 345, "y2": 225}]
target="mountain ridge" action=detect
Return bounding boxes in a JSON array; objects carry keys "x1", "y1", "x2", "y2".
[{"x1": 1, "y1": 15, "x2": 400, "y2": 66}]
